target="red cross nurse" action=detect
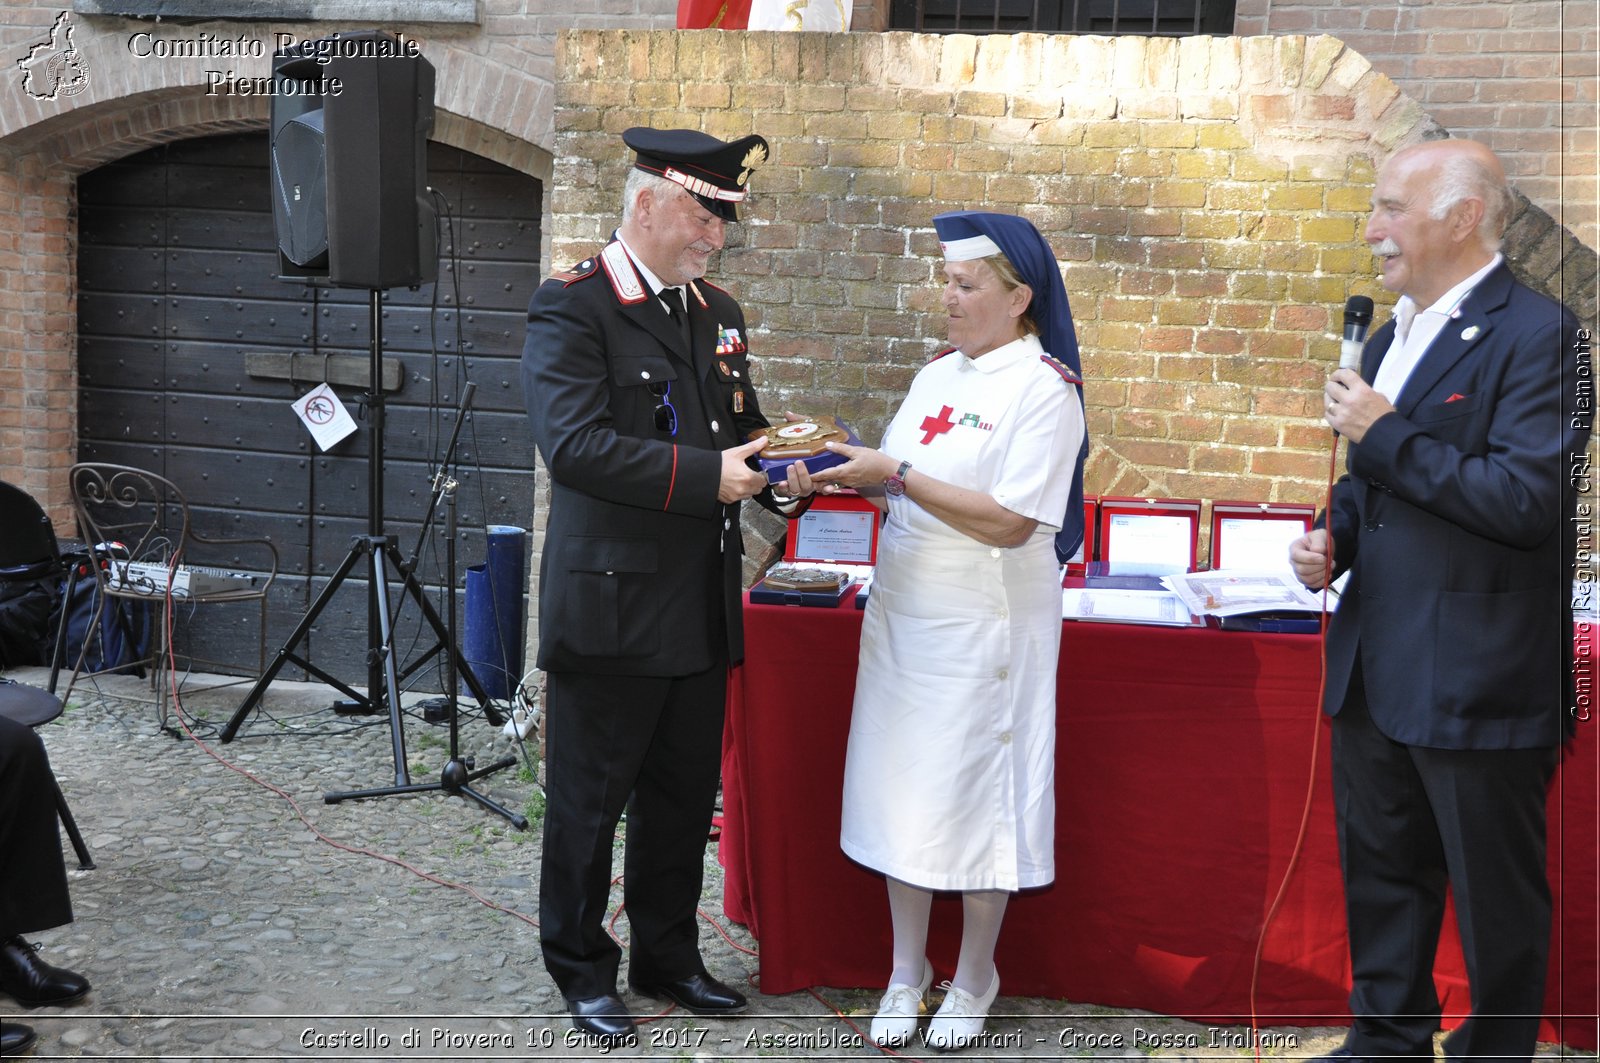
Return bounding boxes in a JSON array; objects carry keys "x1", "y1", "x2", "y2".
[{"x1": 808, "y1": 211, "x2": 1088, "y2": 1052}]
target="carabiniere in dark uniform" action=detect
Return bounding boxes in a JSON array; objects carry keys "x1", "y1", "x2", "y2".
[
  {"x1": 524, "y1": 242, "x2": 776, "y2": 673},
  {"x1": 520, "y1": 126, "x2": 804, "y2": 1044}
]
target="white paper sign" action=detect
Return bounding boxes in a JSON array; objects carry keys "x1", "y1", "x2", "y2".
[
  {"x1": 1062, "y1": 587, "x2": 1195, "y2": 626},
  {"x1": 292, "y1": 383, "x2": 358, "y2": 451}
]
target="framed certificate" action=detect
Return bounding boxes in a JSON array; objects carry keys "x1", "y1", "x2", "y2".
[
  {"x1": 1209, "y1": 500, "x2": 1315, "y2": 573},
  {"x1": 1096, "y1": 497, "x2": 1201, "y2": 575},
  {"x1": 788, "y1": 496, "x2": 879, "y2": 565},
  {"x1": 752, "y1": 490, "x2": 879, "y2": 608}
]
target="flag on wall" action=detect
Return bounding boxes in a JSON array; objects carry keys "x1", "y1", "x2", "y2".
[
  {"x1": 677, "y1": 0, "x2": 751, "y2": 27},
  {"x1": 678, "y1": 0, "x2": 850, "y2": 29}
]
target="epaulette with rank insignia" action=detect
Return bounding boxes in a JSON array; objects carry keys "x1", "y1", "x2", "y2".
[
  {"x1": 549, "y1": 257, "x2": 600, "y2": 286},
  {"x1": 1040, "y1": 352, "x2": 1082, "y2": 386}
]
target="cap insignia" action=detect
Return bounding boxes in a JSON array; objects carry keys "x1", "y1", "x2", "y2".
[{"x1": 737, "y1": 143, "x2": 769, "y2": 187}]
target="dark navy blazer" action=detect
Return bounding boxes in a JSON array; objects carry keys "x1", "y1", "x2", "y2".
[{"x1": 1319, "y1": 262, "x2": 1593, "y2": 749}]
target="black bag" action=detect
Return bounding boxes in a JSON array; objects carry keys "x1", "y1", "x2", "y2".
[
  {"x1": 0, "y1": 578, "x2": 55, "y2": 668},
  {"x1": 52, "y1": 559, "x2": 150, "y2": 676}
]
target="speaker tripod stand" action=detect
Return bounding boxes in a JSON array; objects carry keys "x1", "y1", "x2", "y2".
[
  {"x1": 219, "y1": 293, "x2": 518, "y2": 827},
  {"x1": 326, "y1": 382, "x2": 525, "y2": 827}
]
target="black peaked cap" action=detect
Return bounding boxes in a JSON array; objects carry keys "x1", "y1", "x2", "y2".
[{"x1": 623, "y1": 126, "x2": 770, "y2": 221}]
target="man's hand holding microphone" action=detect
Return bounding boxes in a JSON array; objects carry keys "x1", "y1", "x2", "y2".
[
  {"x1": 1290, "y1": 295, "x2": 1381, "y2": 590},
  {"x1": 1323, "y1": 294, "x2": 1394, "y2": 445}
]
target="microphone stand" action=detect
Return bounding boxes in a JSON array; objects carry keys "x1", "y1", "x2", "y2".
[{"x1": 324, "y1": 381, "x2": 527, "y2": 828}]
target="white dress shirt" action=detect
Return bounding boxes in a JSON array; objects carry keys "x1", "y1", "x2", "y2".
[{"x1": 1371, "y1": 253, "x2": 1502, "y2": 403}]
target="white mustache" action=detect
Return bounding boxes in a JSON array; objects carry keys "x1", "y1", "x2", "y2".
[{"x1": 1372, "y1": 238, "x2": 1401, "y2": 258}]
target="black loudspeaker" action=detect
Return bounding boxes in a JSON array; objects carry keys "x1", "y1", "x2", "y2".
[
  {"x1": 269, "y1": 31, "x2": 437, "y2": 290},
  {"x1": 269, "y1": 49, "x2": 329, "y2": 277}
]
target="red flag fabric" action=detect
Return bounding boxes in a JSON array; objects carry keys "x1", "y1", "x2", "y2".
[{"x1": 678, "y1": 0, "x2": 752, "y2": 28}]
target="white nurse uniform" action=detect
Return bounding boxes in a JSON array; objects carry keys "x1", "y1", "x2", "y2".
[{"x1": 840, "y1": 332, "x2": 1084, "y2": 891}]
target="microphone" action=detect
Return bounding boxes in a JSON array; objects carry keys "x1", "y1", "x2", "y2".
[{"x1": 1340, "y1": 295, "x2": 1374, "y2": 370}]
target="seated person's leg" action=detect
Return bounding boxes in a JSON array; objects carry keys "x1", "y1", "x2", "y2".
[{"x1": 0, "y1": 714, "x2": 90, "y2": 1009}]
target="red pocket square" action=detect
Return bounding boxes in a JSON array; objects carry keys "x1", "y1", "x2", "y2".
[{"x1": 1445, "y1": 392, "x2": 1470, "y2": 403}]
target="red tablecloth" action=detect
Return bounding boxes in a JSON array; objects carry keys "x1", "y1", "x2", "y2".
[{"x1": 721, "y1": 596, "x2": 1598, "y2": 1049}]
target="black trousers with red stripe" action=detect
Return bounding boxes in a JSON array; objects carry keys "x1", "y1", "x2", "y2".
[{"x1": 538, "y1": 663, "x2": 727, "y2": 1002}]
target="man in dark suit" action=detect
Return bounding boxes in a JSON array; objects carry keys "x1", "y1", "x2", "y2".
[
  {"x1": 0, "y1": 713, "x2": 93, "y2": 1055},
  {"x1": 1291, "y1": 138, "x2": 1592, "y2": 1063},
  {"x1": 521, "y1": 127, "x2": 812, "y2": 1043}
]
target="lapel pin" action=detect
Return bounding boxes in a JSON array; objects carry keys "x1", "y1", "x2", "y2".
[{"x1": 1460, "y1": 325, "x2": 1480, "y2": 341}]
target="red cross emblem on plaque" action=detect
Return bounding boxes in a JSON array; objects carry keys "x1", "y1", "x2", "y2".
[{"x1": 919, "y1": 404, "x2": 957, "y2": 445}]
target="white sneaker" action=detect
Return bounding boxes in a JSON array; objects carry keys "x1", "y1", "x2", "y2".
[
  {"x1": 923, "y1": 970, "x2": 1000, "y2": 1052},
  {"x1": 869, "y1": 959, "x2": 934, "y2": 1047}
]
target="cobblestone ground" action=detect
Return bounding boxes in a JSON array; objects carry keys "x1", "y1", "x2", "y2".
[{"x1": 0, "y1": 667, "x2": 1588, "y2": 1062}]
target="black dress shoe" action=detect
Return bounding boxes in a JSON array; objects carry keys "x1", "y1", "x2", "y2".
[
  {"x1": 1, "y1": 1020, "x2": 38, "y2": 1055},
  {"x1": 629, "y1": 971, "x2": 748, "y2": 1015},
  {"x1": 0, "y1": 938, "x2": 90, "y2": 1008},
  {"x1": 1306, "y1": 1046, "x2": 1358, "y2": 1063},
  {"x1": 568, "y1": 994, "x2": 636, "y2": 1043}
]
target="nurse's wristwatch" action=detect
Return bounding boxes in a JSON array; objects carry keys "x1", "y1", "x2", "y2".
[{"x1": 883, "y1": 459, "x2": 912, "y2": 497}]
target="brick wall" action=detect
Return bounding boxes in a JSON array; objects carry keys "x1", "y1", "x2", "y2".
[
  {"x1": 552, "y1": 29, "x2": 1587, "y2": 561},
  {"x1": 0, "y1": 158, "x2": 76, "y2": 518},
  {"x1": 1, "y1": 4, "x2": 1592, "y2": 663},
  {"x1": 6, "y1": 4, "x2": 1587, "y2": 531},
  {"x1": 1236, "y1": 0, "x2": 1598, "y2": 254}
]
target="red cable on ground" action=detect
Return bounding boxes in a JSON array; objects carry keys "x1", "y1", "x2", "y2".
[
  {"x1": 159, "y1": 608, "x2": 539, "y2": 931},
  {"x1": 154, "y1": 583, "x2": 918, "y2": 1051},
  {"x1": 162, "y1": 655, "x2": 767, "y2": 1033},
  {"x1": 1247, "y1": 433, "x2": 1342, "y2": 1061}
]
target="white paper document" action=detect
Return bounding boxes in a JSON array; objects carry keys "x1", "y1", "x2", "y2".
[
  {"x1": 1062, "y1": 587, "x2": 1197, "y2": 626},
  {"x1": 1160, "y1": 570, "x2": 1327, "y2": 617},
  {"x1": 1215, "y1": 517, "x2": 1306, "y2": 573},
  {"x1": 793, "y1": 508, "x2": 876, "y2": 564},
  {"x1": 1104, "y1": 513, "x2": 1193, "y2": 575}
]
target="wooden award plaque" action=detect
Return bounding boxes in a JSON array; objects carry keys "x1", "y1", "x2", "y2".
[
  {"x1": 747, "y1": 417, "x2": 852, "y2": 460},
  {"x1": 747, "y1": 416, "x2": 859, "y2": 484}
]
